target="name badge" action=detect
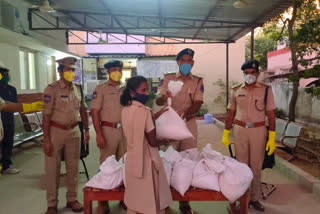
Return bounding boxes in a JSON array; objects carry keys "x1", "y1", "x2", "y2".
[{"x1": 238, "y1": 94, "x2": 246, "y2": 97}]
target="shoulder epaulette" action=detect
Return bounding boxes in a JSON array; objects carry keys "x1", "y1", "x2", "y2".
[
  {"x1": 192, "y1": 73, "x2": 203, "y2": 79},
  {"x1": 98, "y1": 81, "x2": 107, "y2": 86},
  {"x1": 231, "y1": 83, "x2": 242, "y2": 89},
  {"x1": 164, "y1": 71, "x2": 176, "y2": 75},
  {"x1": 73, "y1": 82, "x2": 81, "y2": 88},
  {"x1": 258, "y1": 81, "x2": 271, "y2": 87},
  {"x1": 48, "y1": 81, "x2": 58, "y2": 87}
]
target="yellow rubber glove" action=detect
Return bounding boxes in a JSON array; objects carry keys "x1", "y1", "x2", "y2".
[
  {"x1": 222, "y1": 129, "x2": 231, "y2": 148},
  {"x1": 266, "y1": 130, "x2": 276, "y2": 156},
  {"x1": 22, "y1": 101, "x2": 44, "y2": 113}
]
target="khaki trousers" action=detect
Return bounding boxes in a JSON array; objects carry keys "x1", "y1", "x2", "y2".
[
  {"x1": 45, "y1": 126, "x2": 80, "y2": 207},
  {"x1": 99, "y1": 126, "x2": 126, "y2": 164},
  {"x1": 233, "y1": 125, "x2": 267, "y2": 201}
]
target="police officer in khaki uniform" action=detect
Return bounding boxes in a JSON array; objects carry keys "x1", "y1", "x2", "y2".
[
  {"x1": 91, "y1": 60, "x2": 127, "y2": 213},
  {"x1": 222, "y1": 60, "x2": 276, "y2": 213},
  {"x1": 42, "y1": 57, "x2": 90, "y2": 214},
  {"x1": 156, "y1": 48, "x2": 204, "y2": 214}
]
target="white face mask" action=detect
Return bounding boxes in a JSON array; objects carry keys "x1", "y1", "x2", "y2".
[{"x1": 244, "y1": 74, "x2": 257, "y2": 85}]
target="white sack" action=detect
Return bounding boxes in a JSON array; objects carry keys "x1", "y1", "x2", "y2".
[
  {"x1": 219, "y1": 157, "x2": 253, "y2": 203},
  {"x1": 171, "y1": 158, "x2": 196, "y2": 196},
  {"x1": 163, "y1": 146, "x2": 182, "y2": 164},
  {"x1": 180, "y1": 148, "x2": 203, "y2": 162},
  {"x1": 162, "y1": 159, "x2": 173, "y2": 185},
  {"x1": 119, "y1": 153, "x2": 127, "y2": 187},
  {"x1": 168, "y1": 80, "x2": 184, "y2": 97},
  {"x1": 86, "y1": 155, "x2": 123, "y2": 189},
  {"x1": 201, "y1": 144, "x2": 224, "y2": 163},
  {"x1": 156, "y1": 106, "x2": 193, "y2": 140},
  {"x1": 191, "y1": 159, "x2": 225, "y2": 192}
]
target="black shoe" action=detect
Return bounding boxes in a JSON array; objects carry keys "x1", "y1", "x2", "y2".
[
  {"x1": 249, "y1": 200, "x2": 265, "y2": 212},
  {"x1": 99, "y1": 201, "x2": 110, "y2": 214},
  {"x1": 119, "y1": 201, "x2": 127, "y2": 210},
  {"x1": 179, "y1": 203, "x2": 194, "y2": 214}
]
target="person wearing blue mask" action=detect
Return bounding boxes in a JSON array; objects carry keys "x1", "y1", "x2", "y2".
[
  {"x1": 120, "y1": 76, "x2": 172, "y2": 214},
  {"x1": 156, "y1": 48, "x2": 204, "y2": 214}
]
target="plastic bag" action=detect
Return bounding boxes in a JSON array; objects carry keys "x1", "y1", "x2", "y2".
[
  {"x1": 191, "y1": 159, "x2": 225, "y2": 192},
  {"x1": 156, "y1": 106, "x2": 193, "y2": 140},
  {"x1": 168, "y1": 80, "x2": 184, "y2": 97},
  {"x1": 171, "y1": 158, "x2": 196, "y2": 196},
  {"x1": 86, "y1": 155, "x2": 123, "y2": 189},
  {"x1": 219, "y1": 157, "x2": 253, "y2": 203},
  {"x1": 163, "y1": 146, "x2": 182, "y2": 164},
  {"x1": 159, "y1": 150, "x2": 165, "y2": 158}
]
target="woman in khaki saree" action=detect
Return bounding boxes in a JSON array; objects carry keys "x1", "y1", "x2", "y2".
[{"x1": 120, "y1": 76, "x2": 172, "y2": 214}]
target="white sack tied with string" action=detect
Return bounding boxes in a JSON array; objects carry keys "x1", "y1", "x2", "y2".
[{"x1": 155, "y1": 98, "x2": 193, "y2": 140}]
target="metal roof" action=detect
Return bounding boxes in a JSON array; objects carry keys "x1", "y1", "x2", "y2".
[{"x1": 28, "y1": 0, "x2": 293, "y2": 43}]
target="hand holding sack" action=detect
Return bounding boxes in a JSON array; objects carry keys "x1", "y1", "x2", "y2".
[
  {"x1": 168, "y1": 80, "x2": 184, "y2": 97},
  {"x1": 155, "y1": 99, "x2": 193, "y2": 141}
]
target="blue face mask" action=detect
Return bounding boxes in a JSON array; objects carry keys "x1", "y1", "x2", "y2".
[
  {"x1": 179, "y1": 63, "x2": 192, "y2": 75},
  {"x1": 134, "y1": 92, "x2": 149, "y2": 105}
]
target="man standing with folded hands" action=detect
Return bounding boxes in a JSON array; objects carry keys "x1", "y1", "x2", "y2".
[
  {"x1": 42, "y1": 57, "x2": 90, "y2": 214},
  {"x1": 91, "y1": 60, "x2": 127, "y2": 213}
]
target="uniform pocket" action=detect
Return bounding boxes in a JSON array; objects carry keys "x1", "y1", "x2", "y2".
[
  {"x1": 253, "y1": 96, "x2": 265, "y2": 111},
  {"x1": 56, "y1": 97, "x2": 69, "y2": 111}
]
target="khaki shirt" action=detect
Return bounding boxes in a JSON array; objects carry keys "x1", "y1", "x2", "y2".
[
  {"x1": 43, "y1": 79, "x2": 86, "y2": 126},
  {"x1": 228, "y1": 81, "x2": 276, "y2": 123},
  {"x1": 159, "y1": 72, "x2": 204, "y2": 112},
  {"x1": 91, "y1": 80, "x2": 125, "y2": 122},
  {"x1": 0, "y1": 97, "x2": 5, "y2": 141}
]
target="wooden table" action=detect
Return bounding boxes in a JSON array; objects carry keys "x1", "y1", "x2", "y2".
[{"x1": 83, "y1": 186, "x2": 249, "y2": 214}]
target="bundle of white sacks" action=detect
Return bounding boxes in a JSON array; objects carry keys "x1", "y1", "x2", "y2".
[{"x1": 85, "y1": 144, "x2": 253, "y2": 203}]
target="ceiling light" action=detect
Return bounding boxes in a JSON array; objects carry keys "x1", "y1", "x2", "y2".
[
  {"x1": 233, "y1": 0, "x2": 248, "y2": 9},
  {"x1": 39, "y1": 0, "x2": 55, "y2": 13}
]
